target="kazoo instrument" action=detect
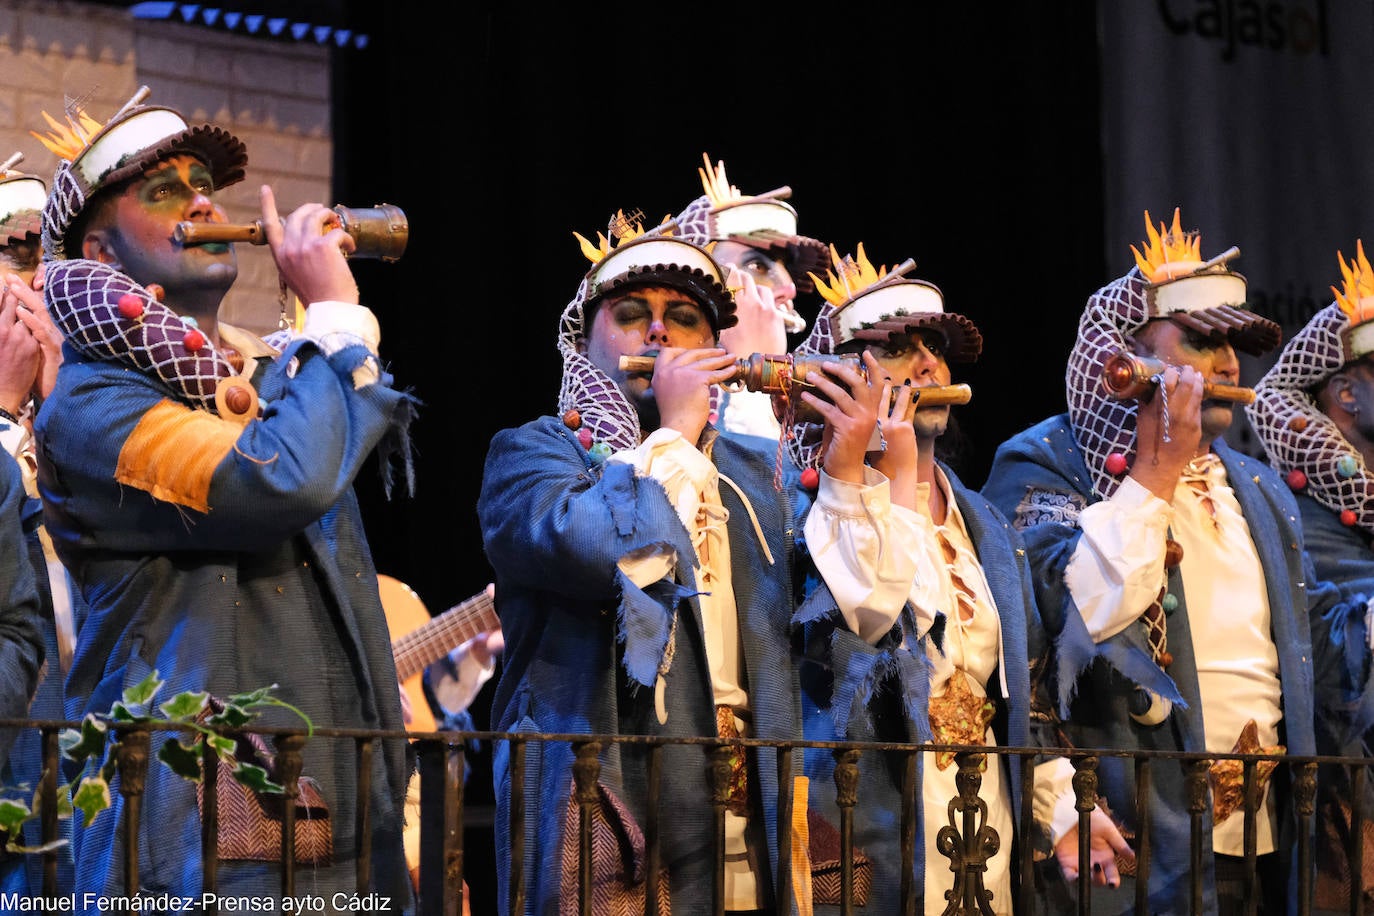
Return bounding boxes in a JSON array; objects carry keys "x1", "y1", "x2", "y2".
[
  {"x1": 619, "y1": 352, "x2": 972, "y2": 422},
  {"x1": 174, "y1": 203, "x2": 409, "y2": 261},
  {"x1": 1100, "y1": 349, "x2": 1255, "y2": 405}
]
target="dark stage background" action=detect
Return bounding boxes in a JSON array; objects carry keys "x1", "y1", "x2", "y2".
[
  {"x1": 337, "y1": 2, "x2": 1104, "y2": 641},
  {"x1": 326, "y1": 8, "x2": 1104, "y2": 909}
]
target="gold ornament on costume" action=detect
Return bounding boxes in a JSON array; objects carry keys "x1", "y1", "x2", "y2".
[
  {"x1": 1207, "y1": 719, "x2": 1284, "y2": 825},
  {"x1": 573, "y1": 209, "x2": 653, "y2": 264},
  {"x1": 809, "y1": 243, "x2": 892, "y2": 307},
  {"x1": 1131, "y1": 208, "x2": 1204, "y2": 283},
  {"x1": 928, "y1": 671, "x2": 996, "y2": 771},
  {"x1": 1333, "y1": 240, "x2": 1374, "y2": 327}
]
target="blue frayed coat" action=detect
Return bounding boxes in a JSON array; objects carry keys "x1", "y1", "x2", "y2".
[
  {"x1": 481, "y1": 417, "x2": 803, "y2": 916},
  {"x1": 0, "y1": 450, "x2": 44, "y2": 860},
  {"x1": 1291, "y1": 495, "x2": 1374, "y2": 909},
  {"x1": 982, "y1": 415, "x2": 1329, "y2": 916},
  {"x1": 36, "y1": 334, "x2": 415, "y2": 911},
  {"x1": 0, "y1": 436, "x2": 78, "y2": 897},
  {"x1": 796, "y1": 462, "x2": 1040, "y2": 915}
]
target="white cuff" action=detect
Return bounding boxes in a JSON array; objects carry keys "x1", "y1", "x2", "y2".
[
  {"x1": 301, "y1": 300, "x2": 381, "y2": 387},
  {"x1": 1033, "y1": 756, "x2": 1081, "y2": 845}
]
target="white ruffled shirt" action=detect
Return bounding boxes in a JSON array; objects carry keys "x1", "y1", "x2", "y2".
[
  {"x1": 807, "y1": 468, "x2": 1014, "y2": 911},
  {"x1": 1037, "y1": 454, "x2": 1281, "y2": 855}
]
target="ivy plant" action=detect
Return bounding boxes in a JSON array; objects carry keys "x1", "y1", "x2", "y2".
[{"x1": 0, "y1": 669, "x2": 312, "y2": 852}]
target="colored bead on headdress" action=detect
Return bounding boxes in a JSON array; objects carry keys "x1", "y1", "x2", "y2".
[
  {"x1": 1066, "y1": 209, "x2": 1279, "y2": 500},
  {"x1": 1249, "y1": 240, "x2": 1374, "y2": 535}
]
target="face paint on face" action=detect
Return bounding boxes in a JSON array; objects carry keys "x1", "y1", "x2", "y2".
[
  {"x1": 99, "y1": 154, "x2": 237, "y2": 297},
  {"x1": 1134, "y1": 318, "x2": 1242, "y2": 439},
  {"x1": 711, "y1": 240, "x2": 798, "y2": 308},
  {"x1": 839, "y1": 328, "x2": 954, "y2": 441},
  {"x1": 580, "y1": 284, "x2": 716, "y2": 419}
]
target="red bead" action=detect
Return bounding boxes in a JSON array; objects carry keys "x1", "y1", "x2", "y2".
[
  {"x1": 1341, "y1": 509, "x2": 1358, "y2": 527},
  {"x1": 1285, "y1": 469, "x2": 1308, "y2": 491},
  {"x1": 562, "y1": 409, "x2": 582, "y2": 430},
  {"x1": 577, "y1": 428, "x2": 592, "y2": 449},
  {"x1": 1105, "y1": 452, "x2": 1129, "y2": 475},
  {"x1": 117, "y1": 293, "x2": 144, "y2": 319},
  {"x1": 183, "y1": 328, "x2": 205, "y2": 352},
  {"x1": 800, "y1": 467, "x2": 820, "y2": 490}
]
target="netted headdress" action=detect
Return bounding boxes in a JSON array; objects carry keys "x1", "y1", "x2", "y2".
[
  {"x1": 1067, "y1": 209, "x2": 1280, "y2": 499},
  {"x1": 0, "y1": 152, "x2": 46, "y2": 248},
  {"x1": 1248, "y1": 241, "x2": 1374, "y2": 533},
  {"x1": 556, "y1": 211, "x2": 733, "y2": 456},
  {"x1": 783, "y1": 244, "x2": 978, "y2": 470},
  {"x1": 33, "y1": 87, "x2": 247, "y2": 262}
]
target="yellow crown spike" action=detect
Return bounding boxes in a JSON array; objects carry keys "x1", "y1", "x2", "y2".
[
  {"x1": 573, "y1": 231, "x2": 608, "y2": 265},
  {"x1": 699, "y1": 153, "x2": 744, "y2": 208},
  {"x1": 574, "y1": 210, "x2": 648, "y2": 265},
  {"x1": 811, "y1": 242, "x2": 891, "y2": 307},
  {"x1": 1333, "y1": 239, "x2": 1374, "y2": 326},
  {"x1": 1131, "y1": 208, "x2": 1204, "y2": 282},
  {"x1": 30, "y1": 107, "x2": 103, "y2": 161}
]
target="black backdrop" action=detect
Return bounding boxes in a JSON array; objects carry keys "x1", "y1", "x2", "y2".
[
  {"x1": 328, "y1": 5, "x2": 1105, "y2": 909},
  {"x1": 336, "y1": 2, "x2": 1105, "y2": 630}
]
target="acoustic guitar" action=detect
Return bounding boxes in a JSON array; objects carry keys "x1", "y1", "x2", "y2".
[{"x1": 379, "y1": 574, "x2": 500, "y2": 733}]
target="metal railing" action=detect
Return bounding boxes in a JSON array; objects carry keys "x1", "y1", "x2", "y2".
[{"x1": 3, "y1": 718, "x2": 1369, "y2": 916}]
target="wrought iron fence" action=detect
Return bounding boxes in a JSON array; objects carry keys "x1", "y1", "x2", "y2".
[{"x1": 3, "y1": 718, "x2": 1369, "y2": 916}]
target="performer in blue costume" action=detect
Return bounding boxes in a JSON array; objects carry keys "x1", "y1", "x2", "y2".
[
  {"x1": 0, "y1": 155, "x2": 80, "y2": 897},
  {"x1": 1248, "y1": 239, "x2": 1374, "y2": 914},
  {"x1": 782, "y1": 244, "x2": 1040, "y2": 914},
  {"x1": 983, "y1": 209, "x2": 1338, "y2": 916},
  {"x1": 480, "y1": 209, "x2": 912, "y2": 915},
  {"x1": 32, "y1": 90, "x2": 416, "y2": 910}
]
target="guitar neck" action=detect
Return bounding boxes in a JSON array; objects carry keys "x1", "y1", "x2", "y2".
[{"x1": 392, "y1": 592, "x2": 498, "y2": 681}]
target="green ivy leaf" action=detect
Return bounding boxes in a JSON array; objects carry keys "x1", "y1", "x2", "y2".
[
  {"x1": 59, "y1": 716, "x2": 108, "y2": 765},
  {"x1": 225, "y1": 684, "x2": 279, "y2": 708},
  {"x1": 205, "y1": 733, "x2": 236, "y2": 760},
  {"x1": 157, "y1": 739, "x2": 203, "y2": 783},
  {"x1": 122, "y1": 671, "x2": 164, "y2": 708},
  {"x1": 206, "y1": 704, "x2": 252, "y2": 729},
  {"x1": 159, "y1": 690, "x2": 209, "y2": 722},
  {"x1": 231, "y1": 762, "x2": 282, "y2": 795},
  {"x1": 109, "y1": 702, "x2": 146, "y2": 723},
  {"x1": 0, "y1": 799, "x2": 30, "y2": 834},
  {"x1": 71, "y1": 778, "x2": 111, "y2": 828},
  {"x1": 5, "y1": 678, "x2": 307, "y2": 847}
]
